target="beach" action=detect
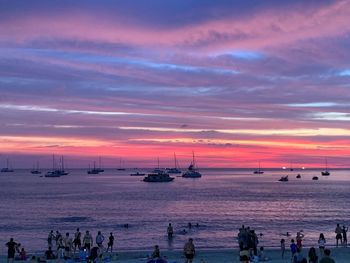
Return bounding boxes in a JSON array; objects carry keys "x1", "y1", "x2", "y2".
[{"x1": 1, "y1": 247, "x2": 349, "y2": 263}]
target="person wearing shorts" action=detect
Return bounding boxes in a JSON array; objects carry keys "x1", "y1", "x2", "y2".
[{"x1": 183, "y1": 238, "x2": 195, "y2": 263}]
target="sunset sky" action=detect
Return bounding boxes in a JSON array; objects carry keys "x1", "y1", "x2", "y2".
[{"x1": 1, "y1": 0, "x2": 350, "y2": 168}]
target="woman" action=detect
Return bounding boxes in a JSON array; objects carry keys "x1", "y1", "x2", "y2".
[
  {"x1": 308, "y1": 247, "x2": 318, "y2": 263},
  {"x1": 318, "y1": 233, "x2": 326, "y2": 256}
]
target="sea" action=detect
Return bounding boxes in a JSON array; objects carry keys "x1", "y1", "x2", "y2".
[{"x1": 0, "y1": 168, "x2": 349, "y2": 254}]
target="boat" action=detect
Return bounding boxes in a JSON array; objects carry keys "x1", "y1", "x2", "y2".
[
  {"x1": 290, "y1": 161, "x2": 294, "y2": 171},
  {"x1": 278, "y1": 175, "x2": 288, "y2": 182},
  {"x1": 31, "y1": 162, "x2": 42, "y2": 174},
  {"x1": 253, "y1": 161, "x2": 264, "y2": 174},
  {"x1": 87, "y1": 161, "x2": 100, "y2": 174},
  {"x1": 143, "y1": 170, "x2": 174, "y2": 182},
  {"x1": 45, "y1": 155, "x2": 69, "y2": 177},
  {"x1": 312, "y1": 176, "x2": 319, "y2": 180},
  {"x1": 95, "y1": 157, "x2": 104, "y2": 173},
  {"x1": 1, "y1": 158, "x2": 14, "y2": 172},
  {"x1": 182, "y1": 152, "x2": 202, "y2": 178},
  {"x1": 166, "y1": 153, "x2": 182, "y2": 174},
  {"x1": 321, "y1": 158, "x2": 330, "y2": 176},
  {"x1": 117, "y1": 158, "x2": 126, "y2": 171},
  {"x1": 130, "y1": 172, "x2": 145, "y2": 176},
  {"x1": 296, "y1": 174, "x2": 301, "y2": 179}
]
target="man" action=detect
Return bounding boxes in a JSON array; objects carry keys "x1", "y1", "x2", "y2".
[
  {"x1": 335, "y1": 224, "x2": 342, "y2": 247},
  {"x1": 167, "y1": 223, "x2": 174, "y2": 239},
  {"x1": 63, "y1": 232, "x2": 73, "y2": 259},
  {"x1": 106, "y1": 232, "x2": 114, "y2": 253},
  {"x1": 47, "y1": 230, "x2": 55, "y2": 248},
  {"x1": 74, "y1": 228, "x2": 82, "y2": 252},
  {"x1": 96, "y1": 231, "x2": 105, "y2": 248},
  {"x1": 319, "y1": 249, "x2": 335, "y2": 263},
  {"x1": 183, "y1": 238, "x2": 195, "y2": 263},
  {"x1": 6, "y1": 238, "x2": 17, "y2": 263},
  {"x1": 83, "y1": 230, "x2": 93, "y2": 254}
]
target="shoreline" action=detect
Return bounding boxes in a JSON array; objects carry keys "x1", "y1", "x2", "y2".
[{"x1": 2, "y1": 247, "x2": 349, "y2": 263}]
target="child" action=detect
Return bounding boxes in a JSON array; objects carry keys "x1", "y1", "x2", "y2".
[{"x1": 290, "y1": 239, "x2": 297, "y2": 260}]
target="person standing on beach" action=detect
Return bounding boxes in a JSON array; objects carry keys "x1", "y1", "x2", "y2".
[
  {"x1": 335, "y1": 223, "x2": 342, "y2": 247},
  {"x1": 106, "y1": 232, "x2": 114, "y2": 253},
  {"x1": 318, "y1": 233, "x2": 326, "y2": 256},
  {"x1": 6, "y1": 238, "x2": 17, "y2": 263},
  {"x1": 74, "y1": 228, "x2": 81, "y2": 253},
  {"x1": 83, "y1": 230, "x2": 93, "y2": 254},
  {"x1": 342, "y1": 225, "x2": 348, "y2": 247},
  {"x1": 296, "y1": 232, "x2": 304, "y2": 249},
  {"x1": 47, "y1": 230, "x2": 55, "y2": 248},
  {"x1": 167, "y1": 223, "x2": 174, "y2": 239},
  {"x1": 280, "y1": 239, "x2": 285, "y2": 259},
  {"x1": 319, "y1": 249, "x2": 335, "y2": 263},
  {"x1": 290, "y1": 239, "x2": 297, "y2": 260},
  {"x1": 96, "y1": 231, "x2": 105, "y2": 249},
  {"x1": 183, "y1": 238, "x2": 195, "y2": 263},
  {"x1": 63, "y1": 232, "x2": 73, "y2": 259}
]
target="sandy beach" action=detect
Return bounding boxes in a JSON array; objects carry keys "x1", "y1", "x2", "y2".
[{"x1": 2, "y1": 247, "x2": 349, "y2": 263}]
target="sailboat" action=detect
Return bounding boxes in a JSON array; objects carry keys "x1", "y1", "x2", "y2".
[
  {"x1": 45, "y1": 155, "x2": 69, "y2": 177},
  {"x1": 31, "y1": 161, "x2": 42, "y2": 174},
  {"x1": 321, "y1": 158, "x2": 330, "y2": 176},
  {"x1": 94, "y1": 156, "x2": 105, "y2": 173},
  {"x1": 151, "y1": 157, "x2": 163, "y2": 173},
  {"x1": 1, "y1": 158, "x2": 14, "y2": 172},
  {"x1": 166, "y1": 153, "x2": 181, "y2": 174},
  {"x1": 117, "y1": 158, "x2": 126, "y2": 171},
  {"x1": 253, "y1": 161, "x2": 264, "y2": 174},
  {"x1": 182, "y1": 152, "x2": 202, "y2": 178},
  {"x1": 87, "y1": 161, "x2": 100, "y2": 174}
]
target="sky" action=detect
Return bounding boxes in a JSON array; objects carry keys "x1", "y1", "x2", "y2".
[{"x1": 1, "y1": 0, "x2": 350, "y2": 168}]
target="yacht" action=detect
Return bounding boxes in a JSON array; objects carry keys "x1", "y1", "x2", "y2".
[
  {"x1": 1, "y1": 159, "x2": 14, "y2": 173},
  {"x1": 87, "y1": 162, "x2": 100, "y2": 174},
  {"x1": 182, "y1": 152, "x2": 202, "y2": 178},
  {"x1": 31, "y1": 162, "x2": 42, "y2": 174},
  {"x1": 117, "y1": 158, "x2": 126, "y2": 171},
  {"x1": 45, "y1": 155, "x2": 69, "y2": 177},
  {"x1": 321, "y1": 158, "x2": 330, "y2": 176},
  {"x1": 166, "y1": 153, "x2": 182, "y2": 174},
  {"x1": 278, "y1": 175, "x2": 288, "y2": 182},
  {"x1": 143, "y1": 170, "x2": 174, "y2": 182},
  {"x1": 253, "y1": 161, "x2": 264, "y2": 174}
]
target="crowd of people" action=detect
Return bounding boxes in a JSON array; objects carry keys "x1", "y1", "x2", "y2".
[{"x1": 4, "y1": 223, "x2": 349, "y2": 263}]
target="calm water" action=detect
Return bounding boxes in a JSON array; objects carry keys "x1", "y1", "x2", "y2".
[{"x1": 0, "y1": 168, "x2": 350, "y2": 254}]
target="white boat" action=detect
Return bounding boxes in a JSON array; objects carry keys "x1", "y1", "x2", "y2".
[
  {"x1": 182, "y1": 152, "x2": 202, "y2": 178},
  {"x1": 253, "y1": 161, "x2": 264, "y2": 174},
  {"x1": 143, "y1": 170, "x2": 174, "y2": 182},
  {"x1": 1, "y1": 159, "x2": 14, "y2": 173},
  {"x1": 166, "y1": 153, "x2": 181, "y2": 174},
  {"x1": 321, "y1": 158, "x2": 330, "y2": 176},
  {"x1": 45, "y1": 155, "x2": 69, "y2": 177}
]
